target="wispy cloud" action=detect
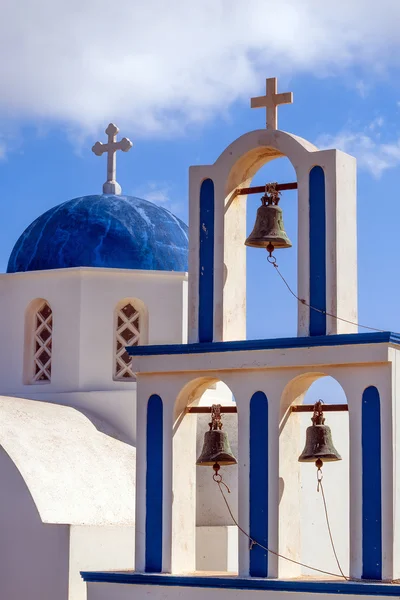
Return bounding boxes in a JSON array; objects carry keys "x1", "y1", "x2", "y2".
[
  {"x1": 133, "y1": 182, "x2": 183, "y2": 216},
  {"x1": 1, "y1": 1, "x2": 400, "y2": 137},
  {"x1": 316, "y1": 117, "x2": 400, "y2": 178},
  {"x1": 355, "y1": 80, "x2": 370, "y2": 99}
]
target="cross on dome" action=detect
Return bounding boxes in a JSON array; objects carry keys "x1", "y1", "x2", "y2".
[
  {"x1": 251, "y1": 77, "x2": 293, "y2": 130},
  {"x1": 92, "y1": 123, "x2": 133, "y2": 195}
]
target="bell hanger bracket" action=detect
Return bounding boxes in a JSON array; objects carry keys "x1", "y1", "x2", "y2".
[
  {"x1": 236, "y1": 181, "x2": 297, "y2": 197},
  {"x1": 187, "y1": 404, "x2": 348, "y2": 414}
]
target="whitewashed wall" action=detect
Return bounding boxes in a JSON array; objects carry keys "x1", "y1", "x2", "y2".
[
  {"x1": 195, "y1": 404, "x2": 349, "y2": 577},
  {"x1": 0, "y1": 447, "x2": 70, "y2": 600},
  {"x1": 70, "y1": 526, "x2": 135, "y2": 600},
  {"x1": 0, "y1": 267, "x2": 187, "y2": 443}
]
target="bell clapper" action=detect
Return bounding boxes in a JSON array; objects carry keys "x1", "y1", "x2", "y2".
[
  {"x1": 212, "y1": 462, "x2": 221, "y2": 481},
  {"x1": 212, "y1": 462, "x2": 231, "y2": 492},
  {"x1": 266, "y1": 242, "x2": 276, "y2": 259}
]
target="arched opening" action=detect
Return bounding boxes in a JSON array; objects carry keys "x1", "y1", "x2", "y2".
[
  {"x1": 246, "y1": 157, "x2": 298, "y2": 339},
  {"x1": 113, "y1": 298, "x2": 148, "y2": 381},
  {"x1": 172, "y1": 378, "x2": 238, "y2": 575},
  {"x1": 200, "y1": 129, "x2": 318, "y2": 343},
  {"x1": 23, "y1": 298, "x2": 53, "y2": 385},
  {"x1": 279, "y1": 374, "x2": 349, "y2": 579}
]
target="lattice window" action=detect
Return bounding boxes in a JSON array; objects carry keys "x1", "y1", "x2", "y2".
[
  {"x1": 33, "y1": 301, "x2": 52, "y2": 383},
  {"x1": 114, "y1": 302, "x2": 140, "y2": 380}
]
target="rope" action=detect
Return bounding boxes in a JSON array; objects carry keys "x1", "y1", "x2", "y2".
[
  {"x1": 215, "y1": 477, "x2": 347, "y2": 580},
  {"x1": 316, "y1": 468, "x2": 348, "y2": 580},
  {"x1": 267, "y1": 255, "x2": 386, "y2": 334}
]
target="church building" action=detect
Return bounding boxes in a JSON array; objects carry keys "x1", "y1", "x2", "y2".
[{"x1": 1, "y1": 78, "x2": 400, "y2": 600}]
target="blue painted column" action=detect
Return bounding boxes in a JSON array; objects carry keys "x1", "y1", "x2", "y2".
[
  {"x1": 309, "y1": 166, "x2": 326, "y2": 336},
  {"x1": 199, "y1": 178, "x2": 215, "y2": 343},
  {"x1": 249, "y1": 391, "x2": 269, "y2": 577},
  {"x1": 145, "y1": 394, "x2": 163, "y2": 573},
  {"x1": 362, "y1": 386, "x2": 382, "y2": 580}
]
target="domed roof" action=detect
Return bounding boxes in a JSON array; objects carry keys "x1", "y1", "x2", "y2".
[{"x1": 7, "y1": 194, "x2": 189, "y2": 273}]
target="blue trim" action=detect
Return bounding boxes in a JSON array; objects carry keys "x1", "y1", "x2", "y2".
[
  {"x1": 250, "y1": 392, "x2": 269, "y2": 577},
  {"x1": 80, "y1": 572, "x2": 400, "y2": 596},
  {"x1": 362, "y1": 386, "x2": 382, "y2": 580},
  {"x1": 127, "y1": 331, "x2": 400, "y2": 357},
  {"x1": 309, "y1": 166, "x2": 326, "y2": 336},
  {"x1": 145, "y1": 395, "x2": 163, "y2": 573},
  {"x1": 199, "y1": 179, "x2": 215, "y2": 343}
]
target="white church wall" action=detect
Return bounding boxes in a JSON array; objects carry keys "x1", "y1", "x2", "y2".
[
  {"x1": 0, "y1": 267, "x2": 187, "y2": 396},
  {"x1": 22, "y1": 389, "x2": 137, "y2": 444},
  {"x1": 0, "y1": 446, "x2": 70, "y2": 600},
  {"x1": 194, "y1": 409, "x2": 349, "y2": 577},
  {"x1": 70, "y1": 525, "x2": 135, "y2": 600},
  {"x1": 86, "y1": 583, "x2": 397, "y2": 600},
  {"x1": 299, "y1": 411, "x2": 349, "y2": 577},
  {"x1": 78, "y1": 268, "x2": 188, "y2": 390},
  {"x1": 196, "y1": 526, "x2": 238, "y2": 572},
  {"x1": 0, "y1": 268, "x2": 82, "y2": 394},
  {"x1": 0, "y1": 267, "x2": 187, "y2": 442},
  {"x1": 196, "y1": 412, "x2": 238, "y2": 527}
]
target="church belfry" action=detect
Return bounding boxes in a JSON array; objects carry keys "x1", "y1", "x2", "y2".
[
  {"x1": 81, "y1": 77, "x2": 400, "y2": 600},
  {"x1": 188, "y1": 77, "x2": 358, "y2": 342}
]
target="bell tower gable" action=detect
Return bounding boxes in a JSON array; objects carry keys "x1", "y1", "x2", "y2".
[{"x1": 188, "y1": 123, "x2": 357, "y2": 342}]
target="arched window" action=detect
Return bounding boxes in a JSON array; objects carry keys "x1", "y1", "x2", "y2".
[
  {"x1": 25, "y1": 300, "x2": 53, "y2": 384},
  {"x1": 114, "y1": 301, "x2": 142, "y2": 380}
]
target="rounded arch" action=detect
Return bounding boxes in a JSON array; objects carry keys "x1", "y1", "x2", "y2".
[
  {"x1": 278, "y1": 371, "x2": 349, "y2": 579},
  {"x1": 280, "y1": 372, "x2": 326, "y2": 419},
  {"x1": 171, "y1": 376, "x2": 238, "y2": 574},
  {"x1": 113, "y1": 297, "x2": 149, "y2": 381},
  {"x1": 213, "y1": 129, "x2": 318, "y2": 196},
  {"x1": 174, "y1": 376, "x2": 221, "y2": 421},
  {"x1": 23, "y1": 298, "x2": 53, "y2": 385},
  {"x1": 196, "y1": 130, "x2": 323, "y2": 343}
]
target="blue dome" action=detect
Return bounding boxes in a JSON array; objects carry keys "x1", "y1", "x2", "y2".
[{"x1": 7, "y1": 195, "x2": 189, "y2": 273}]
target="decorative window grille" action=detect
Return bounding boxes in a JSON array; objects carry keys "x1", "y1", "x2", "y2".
[
  {"x1": 33, "y1": 301, "x2": 53, "y2": 383},
  {"x1": 114, "y1": 302, "x2": 140, "y2": 380}
]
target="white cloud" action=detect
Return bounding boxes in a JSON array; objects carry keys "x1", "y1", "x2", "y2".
[
  {"x1": 355, "y1": 80, "x2": 369, "y2": 99},
  {"x1": 317, "y1": 119, "x2": 400, "y2": 178},
  {"x1": 1, "y1": 1, "x2": 400, "y2": 136},
  {"x1": 133, "y1": 182, "x2": 183, "y2": 215}
]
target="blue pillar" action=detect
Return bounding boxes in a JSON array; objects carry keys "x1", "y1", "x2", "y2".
[
  {"x1": 145, "y1": 394, "x2": 163, "y2": 572},
  {"x1": 249, "y1": 391, "x2": 269, "y2": 577},
  {"x1": 309, "y1": 166, "x2": 326, "y2": 336},
  {"x1": 199, "y1": 178, "x2": 214, "y2": 343},
  {"x1": 362, "y1": 386, "x2": 382, "y2": 580}
]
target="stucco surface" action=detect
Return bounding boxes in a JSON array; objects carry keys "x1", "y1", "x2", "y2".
[{"x1": 0, "y1": 395, "x2": 136, "y2": 525}]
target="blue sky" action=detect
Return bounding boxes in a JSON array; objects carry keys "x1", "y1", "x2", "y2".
[{"x1": 1, "y1": 0, "x2": 400, "y2": 368}]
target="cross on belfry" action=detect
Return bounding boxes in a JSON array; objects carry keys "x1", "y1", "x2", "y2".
[
  {"x1": 251, "y1": 77, "x2": 293, "y2": 130},
  {"x1": 92, "y1": 123, "x2": 133, "y2": 195}
]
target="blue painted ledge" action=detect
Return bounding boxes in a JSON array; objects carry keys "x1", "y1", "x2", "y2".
[
  {"x1": 127, "y1": 331, "x2": 400, "y2": 357},
  {"x1": 80, "y1": 572, "x2": 400, "y2": 596}
]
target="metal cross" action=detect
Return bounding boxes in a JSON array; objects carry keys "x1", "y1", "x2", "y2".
[
  {"x1": 92, "y1": 123, "x2": 133, "y2": 195},
  {"x1": 251, "y1": 77, "x2": 293, "y2": 130}
]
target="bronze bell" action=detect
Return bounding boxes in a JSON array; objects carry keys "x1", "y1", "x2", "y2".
[
  {"x1": 196, "y1": 404, "x2": 237, "y2": 468},
  {"x1": 245, "y1": 184, "x2": 292, "y2": 252},
  {"x1": 298, "y1": 401, "x2": 342, "y2": 464}
]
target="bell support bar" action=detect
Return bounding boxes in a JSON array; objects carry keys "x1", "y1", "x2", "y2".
[
  {"x1": 236, "y1": 182, "x2": 297, "y2": 196},
  {"x1": 187, "y1": 404, "x2": 348, "y2": 414}
]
